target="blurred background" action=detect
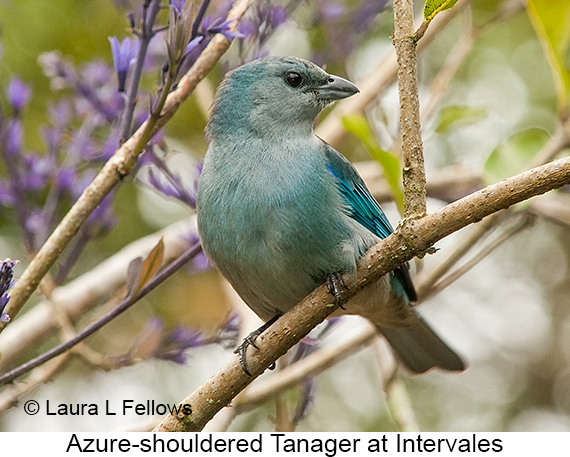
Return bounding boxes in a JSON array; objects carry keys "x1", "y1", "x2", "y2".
[{"x1": 0, "y1": 0, "x2": 569, "y2": 432}]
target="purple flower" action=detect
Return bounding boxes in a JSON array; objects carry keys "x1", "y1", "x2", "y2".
[
  {"x1": 82, "y1": 60, "x2": 114, "y2": 88},
  {"x1": 202, "y1": 16, "x2": 245, "y2": 40},
  {"x1": 85, "y1": 192, "x2": 118, "y2": 236},
  {"x1": 5, "y1": 119, "x2": 23, "y2": 157},
  {"x1": 320, "y1": 2, "x2": 346, "y2": 20},
  {"x1": 68, "y1": 129, "x2": 97, "y2": 160},
  {"x1": 38, "y1": 51, "x2": 76, "y2": 90},
  {"x1": 141, "y1": 151, "x2": 200, "y2": 209},
  {"x1": 267, "y1": 5, "x2": 288, "y2": 29},
  {"x1": 122, "y1": 312, "x2": 239, "y2": 366},
  {"x1": 48, "y1": 100, "x2": 73, "y2": 127},
  {"x1": 170, "y1": 0, "x2": 186, "y2": 15},
  {"x1": 109, "y1": 36, "x2": 140, "y2": 92},
  {"x1": 0, "y1": 258, "x2": 19, "y2": 323},
  {"x1": 25, "y1": 210, "x2": 50, "y2": 244},
  {"x1": 354, "y1": 0, "x2": 389, "y2": 31},
  {"x1": 239, "y1": 4, "x2": 288, "y2": 37},
  {"x1": 21, "y1": 154, "x2": 52, "y2": 191},
  {"x1": 157, "y1": 325, "x2": 205, "y2": 364},
  {"x1": 56, "y1": 167, "x2": 76, "y2": 192},
  {"x1": 71, "y1": 170, "x2": 96, "y2": 200},
  {"x1": 235, "y1": 3, "x2": 288, "y2": 61},
  {"x1": 39, "y1": 125, "x2": 62, "y2": 151},
  {"x1": 0, "y1": 181, "x2": 14, "y2": 206},
  {"x1": 184, "y1": 35, "x2": 204, "y2": 56},
  {"x1": 126, "y1": 318, "x2": 205, "y2": 365},
  {"x1": 102, "y1": 130, "x2": 120, "y2": 160},
  {"x1": 6, "y1": 77, "x2": 32, "y2": 113}
]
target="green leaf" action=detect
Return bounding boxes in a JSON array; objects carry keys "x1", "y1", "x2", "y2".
[
  {"x1": 435, "y1": 105, "x2": 487, "y2": 134},
  {"x1": 342, "y1": 115, "x2": 404, "y2": 214},
  {"x1": 526, "y1": 0, "x2": 570, "y2": 111},
  {"x1": 483, "y1": 128, "x2": 550, "y2": 185},
  {"x1": 424, "y1": 0, "x2": 459, "y2": 22}
]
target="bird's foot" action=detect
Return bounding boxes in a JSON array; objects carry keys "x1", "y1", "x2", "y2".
[
  {"x1": 234, "y1": 314, "x2": 280, "y2": 376},
  {"x1": 326, "y1": 272, "x2": 347, "y2": 310}
]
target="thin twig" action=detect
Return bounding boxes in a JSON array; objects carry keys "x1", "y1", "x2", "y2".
[
  {"x1": 118, "y1": 0, "x2": 162, "y2": 143},
  {"x1": 385, "y1": 378, "x2": 420, "y2": 432},
  {"x1": 414, "y1": 116, "x2": 570, "y2": 299},
  {"x1": 233, "y1": 324, "x2": 377, "y2": 411},
  {"x1": 414, "y1": 215, "x2": 501, "y2": 299},
  {"x1": 371, "y1": 336, "x2": 419, "y2": 432},
  {"x1": 0, "y1": 354, "x2": 71, "y2": 415},
  {"x1": 0, "y1": 243, "x2": 202, "y2": 386},
  {"x1": 0, "y1": 216, "x2": 195, "y2": 370},
  {"x1": 0, "y1": 0, "x2": 255, "y2": 334},
  {"x1": 529, "y1": 192, "x2": 570, "y2": 228},
  {"x1": 422, "y1": 212, "x2": 534, "y2": 300}
]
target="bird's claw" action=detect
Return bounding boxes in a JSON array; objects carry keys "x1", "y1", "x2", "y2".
[
  {"x1": 326, "y1": 272, "x2": 347, "y2": 310},
  {"x1": 234, "y1": 314, "x2": 280, "y2": 376}
]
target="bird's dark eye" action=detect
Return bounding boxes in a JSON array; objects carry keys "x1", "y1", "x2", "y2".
[{"x1": 285, "y1": 72, "x2": 303, "y2": 88}]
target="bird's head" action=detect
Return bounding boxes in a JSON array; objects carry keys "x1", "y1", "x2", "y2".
[{"x1": 207, "y1": 56, "x2": 359, "y2": 139}]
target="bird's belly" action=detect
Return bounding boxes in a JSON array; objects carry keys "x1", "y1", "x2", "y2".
[{"x1": 199, "y1": 180, "x2": 365, "y2": 320}]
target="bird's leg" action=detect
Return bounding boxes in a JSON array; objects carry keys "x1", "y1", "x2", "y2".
[
  {"x1": 326, "y1": 272, "x2": 347, "y2": 310},
  {"x1": 234, "y1": 314, "x2": 281, "y2": 376}
]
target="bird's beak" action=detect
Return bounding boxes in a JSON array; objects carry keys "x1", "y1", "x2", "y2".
[{"x1": 315, "y1": 75, "x2": 359, "y2": 101}]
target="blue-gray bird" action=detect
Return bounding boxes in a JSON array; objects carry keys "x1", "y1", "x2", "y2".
[{"x1": 197, "y1": 56, "x2": 464, "y2": 374}]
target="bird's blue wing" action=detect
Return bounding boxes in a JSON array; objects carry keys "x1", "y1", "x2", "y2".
[
  {"x1": 323, "y1": 143, "x2": 394, "y2": 239},
  {"x1": 323, "y1": 142, "x2": 417, "y2": 302}
]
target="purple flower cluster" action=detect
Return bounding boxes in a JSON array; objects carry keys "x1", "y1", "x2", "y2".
[
  {"x1": 140, "y1": 148, "x2": 201, "y2": 209},
  {"x1": 123, "y1": 313, "x2": 240, "y2": 365},
  {"x1": 235, "y1": 1, "x2": 290, "y2": 62},
  {"x1": 0, "y1": 0, "x2": 239, "y2": 282},
  {"x1": 0, "y1": 258, "x2": 18, "y2": 323},
  {"x1": 0, "y1": 56, "x2": 121, "y2": 272}
]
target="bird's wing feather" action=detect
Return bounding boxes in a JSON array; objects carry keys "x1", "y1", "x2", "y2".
[
  {"x1": 323, "y1": 142, "x2": 417, "y2": 302},
  {"x1": 323, "y1": 142, "x2": 393, "y2": 238}
]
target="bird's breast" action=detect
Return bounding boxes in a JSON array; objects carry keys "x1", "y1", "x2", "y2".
[{"x1": 196, "y1": 139, "x2": 367, "y2": 316}]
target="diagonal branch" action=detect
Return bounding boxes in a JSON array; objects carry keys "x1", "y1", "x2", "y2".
[
  {"x1": 0, "y1": 0, "x2": 255, "y2": 333},
  {"x1": 0, "y1": 216, "x2": 195, "y2": 371},
  {"x1": 153, "y1": 154, "x2": 570, "y2": 432}
]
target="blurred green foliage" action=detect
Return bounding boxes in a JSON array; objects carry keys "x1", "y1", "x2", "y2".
[{"x1": 0, "y1": 0, "x2": 126, "y2": 149}]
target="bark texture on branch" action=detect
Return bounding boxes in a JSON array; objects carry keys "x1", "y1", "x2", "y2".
[
  {"x1": 154, "y1": 155, "x2": 570, "y2": 432},
  {"x1": 393, "y1": 0, "x2": 427, "y2": 218}
]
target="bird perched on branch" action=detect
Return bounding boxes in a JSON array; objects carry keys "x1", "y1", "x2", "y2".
[{"x1": 197, "y1": 56, "x2": 464, "y2": 374}]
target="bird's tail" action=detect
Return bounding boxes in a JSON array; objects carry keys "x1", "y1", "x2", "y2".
[{"x1": 376, "y1": 315, "x2": 465, "y2": 374}]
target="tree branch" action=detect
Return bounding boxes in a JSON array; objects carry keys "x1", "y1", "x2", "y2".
[
  {"x1": 315, "y1": 0, "x2": 469, "y2": 149},
  {"x1": 153, "y1": 155, "x2": 570, "y2": 432},
  {"x1": 0, "y1": 216, "x2": 195, "y2": 370},
  {"x1": 393, "y1": 0, "x2": 427, "y2": 218},
  {"x1": 0, "y1": 242, "x2": 202, "y2": 386},
  {"x1": 0, "y1": 0, "x2": 255, "y2": 334}
]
